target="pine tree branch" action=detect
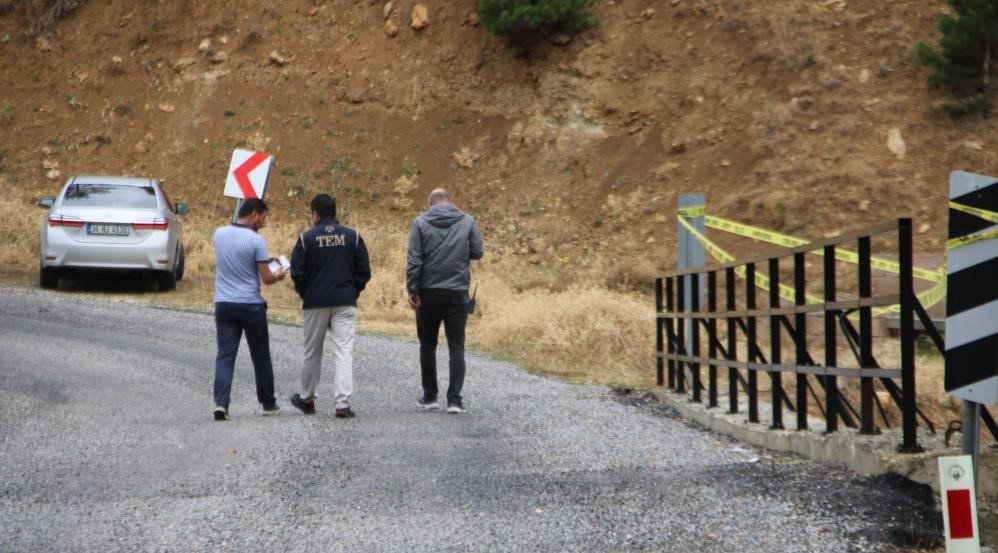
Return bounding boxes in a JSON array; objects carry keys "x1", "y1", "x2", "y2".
[{"x1": 984, "y1": 36, "x2": 992, "y2": 92}]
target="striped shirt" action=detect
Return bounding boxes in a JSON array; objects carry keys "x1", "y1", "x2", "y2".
[{"x1": 213, "y1": 224, "x2": 269, "y2": 304}]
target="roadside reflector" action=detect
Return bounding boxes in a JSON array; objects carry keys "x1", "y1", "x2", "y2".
[
  {"x1": 947, "y1": 489, "x2": 975, "y2": 539},
  {"x1": 939, "y1": 455, "x2": 980, "y2": 552}
]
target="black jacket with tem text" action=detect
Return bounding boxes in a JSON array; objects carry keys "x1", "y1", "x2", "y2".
[{"x1": 290, "y1": 217, "x2": 371, "y2": 309}]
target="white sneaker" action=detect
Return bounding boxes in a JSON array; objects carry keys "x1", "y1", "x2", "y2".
[{"x1": 417, "y1": 395, "x2": 440, "y2": 410}]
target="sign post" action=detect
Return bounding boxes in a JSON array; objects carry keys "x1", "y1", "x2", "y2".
[
  {"x1": 678, "y1": 193, "x2": 706, "y2": 397},
  {"x1": 224, "y1": 149, "x2": 274, "y2": 222},
  {"x1": 939, "y1": 455, "x2": 980, "y2": 553}
]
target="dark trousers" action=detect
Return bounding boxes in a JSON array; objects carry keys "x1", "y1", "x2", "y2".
[
  {"x1": 416, "y1": 292, "x2": 468, "y2": 404},
  {"x1": 213, "y1": 302, "x2": 276, "y2": 408}
]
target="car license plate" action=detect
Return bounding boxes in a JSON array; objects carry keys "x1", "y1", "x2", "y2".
[{"x1": 87, "y1": 223, "x2": 130, "y2": 236}]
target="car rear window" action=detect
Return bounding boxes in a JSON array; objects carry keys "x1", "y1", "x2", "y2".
[{"x1": 62, "y1": 183, "x2": 159, "y2": 208}]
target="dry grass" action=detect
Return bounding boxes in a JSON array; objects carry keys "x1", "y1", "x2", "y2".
[
  {"x1": 1, "y1": 190, "x2": 46, "y2": 267},
  {"x1": 472, "y1": 281, "x2": 653, "y2": 387}
]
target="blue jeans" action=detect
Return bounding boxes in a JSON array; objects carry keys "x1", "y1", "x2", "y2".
[{"x1": 213, "y1": 302, "x2": 276, "y2": 408}]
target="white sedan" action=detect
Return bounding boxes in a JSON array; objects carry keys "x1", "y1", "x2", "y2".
[{"x1": 38, "y1": 175, "x2": 190, "y2": 291}]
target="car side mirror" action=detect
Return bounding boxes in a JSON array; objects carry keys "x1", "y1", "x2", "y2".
[
  {"x1": 38, "y1": 198, "x2": 54, "y2": 209},
  {"x1": 175, "y1": 202, "x2": 190, "y2": 216}
]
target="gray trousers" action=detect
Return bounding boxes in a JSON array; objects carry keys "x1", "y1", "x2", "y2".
[{"x1": 300, "y1": 305, "x2": 357, "y2": 409}]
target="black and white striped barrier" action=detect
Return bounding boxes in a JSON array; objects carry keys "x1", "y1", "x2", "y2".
[{"x1": 945, "y1": 170, "x2": 998, "y2": 404}]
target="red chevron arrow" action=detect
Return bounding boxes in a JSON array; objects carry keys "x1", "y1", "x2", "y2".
[{"x1": 232, "y1": 152, "x2": 270, "y2": 199}]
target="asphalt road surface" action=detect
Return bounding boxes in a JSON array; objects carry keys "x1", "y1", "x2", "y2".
[{"x1": 0, "y1": 285, "x2": 940, "y2": 552}]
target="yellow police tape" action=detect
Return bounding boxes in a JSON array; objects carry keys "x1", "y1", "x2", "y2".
[
  {"x1": 950, "y1": 201, "x2": 998, "y2": 225},
  {"x1": 676, "y1": 211, "x2": 948, "y2": 316},
  {"x1": 947, "y1": 228, "x2": 998, "y2": 250},
  {"x1": 678, "y1": 207, "x2": 943, "y2": 283},
  {"x1": 685, "y1": 203, "x2": 997, "y2": 253},
  {"x1": 677, "y1": 216, "x2": 824, "y2": 306},
  {"x1": 946, "y1": 201, "x2": 998, "y2": 250}
]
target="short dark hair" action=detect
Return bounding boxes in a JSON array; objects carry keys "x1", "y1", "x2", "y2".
[
  {"x1": 238, "y1": 198, "x2": 269, "y2": 218},
  {"x1": 310, "y1": 194, "x2": 336, "y2": 218}
]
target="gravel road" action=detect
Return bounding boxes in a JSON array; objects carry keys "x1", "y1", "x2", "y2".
[{"x1": 0, "y1": 285, "x2": 940, "y2": 552}]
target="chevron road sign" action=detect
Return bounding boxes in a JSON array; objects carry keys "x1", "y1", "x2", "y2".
[
  {"x1": 945, "y1": 171, "x2": 998, "y2": 404},
  {"x1": 224, "y1": 149, "x2": 273, "y2": 199}
]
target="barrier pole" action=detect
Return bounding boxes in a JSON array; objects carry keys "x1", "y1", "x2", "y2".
[{"x1": 963, "y1": 401, "x2": 981, "y2": 486}]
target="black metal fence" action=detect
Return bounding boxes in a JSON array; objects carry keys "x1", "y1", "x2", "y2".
[{"x1": 655, "y1": 218, "x2": 936, "y2": 452}]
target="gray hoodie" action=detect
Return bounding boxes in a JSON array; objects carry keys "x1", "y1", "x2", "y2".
[{"x1": 406, "y1": 203, "x2": 484, "y2": 294}]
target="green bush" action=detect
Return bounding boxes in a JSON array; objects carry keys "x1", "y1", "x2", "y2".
[
  {"x1": 916, "y1": 0, "x2": 998, "y2": 117},
  {"x1": 944, "y1": 93, "x2": 991, "y2": 118},
  {"x1": 478, "y1": 0, "x2": 599, "y2": 37}
]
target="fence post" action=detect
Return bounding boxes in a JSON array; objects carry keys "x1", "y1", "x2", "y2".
[
  {"x1": 656, "y1": 277, "x2": 664, "y2": 387},
  {"x1": 794, "y1": 252, "x2": 808, "y2": 431},
  {"x1": 824, "y1": 244, "x2": 839, "y2": 433},
  {"x1": 768, "y1": 257, "x2": 784, "y2": 429},
  {"x1": 666, "y1": 277, "x2": 676, "y2": 389},
  {"x1": 898, "y1": 218, "x2": 922, "y2": 452},
  {"x1": 708, "y1": 270, "x2": 719, "y2": 408},
  {"x1": 726, "y1": 267, "x2": 739, "y2": 414},
  {"x1": 677, "y1": 275, "x2": 687, "y2": 394},
  {"x1": 858, "y1": 236, "x2": 878, "y2": 435},
  {"x1": 746, "y1": 262, "x2": 760, "y2": 423},
  {"x1": 691, "y1": 273, "x2": 702, "y2": 403}
]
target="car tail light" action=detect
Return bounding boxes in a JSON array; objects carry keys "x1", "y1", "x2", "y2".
[
  {"x1": 48, "y1": 215, "x2": 84, "y2": 228},
  {"x1": 132, "y1": 218, "x2": 169, "y2": 231}
]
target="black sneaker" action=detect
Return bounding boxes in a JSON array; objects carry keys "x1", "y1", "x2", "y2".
[
  {"x1": 447, "y1": 400, "x2": 465, "y2": 414},
  {"x1": 213, "y1": 406, "x2": 229, "y2": 421},
  {"x1": 335, "y1": 406, "x2": 355, "y2": 419},
  {"x1": 416, "y1": 395, "x2": 439, "y2": 411},
  {"x1": 290, "y1": 393, "x2": 316, "y2": 415},
  {"x1": 261, "y1": 404, "x2": 281, "y2": 416}
]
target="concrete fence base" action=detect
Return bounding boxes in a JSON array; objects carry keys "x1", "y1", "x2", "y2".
[{"x1": 651, "y1": 387, "x2": 998, "y2": 498}]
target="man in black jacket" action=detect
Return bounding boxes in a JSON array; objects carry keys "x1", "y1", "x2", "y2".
[{"x1": 289, "y1": 194, "x2": 371, "y2": 418}]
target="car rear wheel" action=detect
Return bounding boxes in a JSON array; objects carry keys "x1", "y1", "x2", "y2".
[
  {"x1": 157, "y1": 263, "x2": 177, "y2": 291},
  {"x1": 157, "y1": 270, "x2": 177, "y2": 291},
  {"x1": 175, "y1": 244, "x2": 185, "y2": 282},
  {"x1": 158, "y1": 244, "x2": 184, "y2": 291},
  {"x1": 39, "y1": 265, "x2": 59, "y2": 289}
]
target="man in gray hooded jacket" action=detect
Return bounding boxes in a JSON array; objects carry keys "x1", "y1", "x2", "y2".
[{"x1": 406, "y1": 188, "x2": 484, "y2": 414}]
